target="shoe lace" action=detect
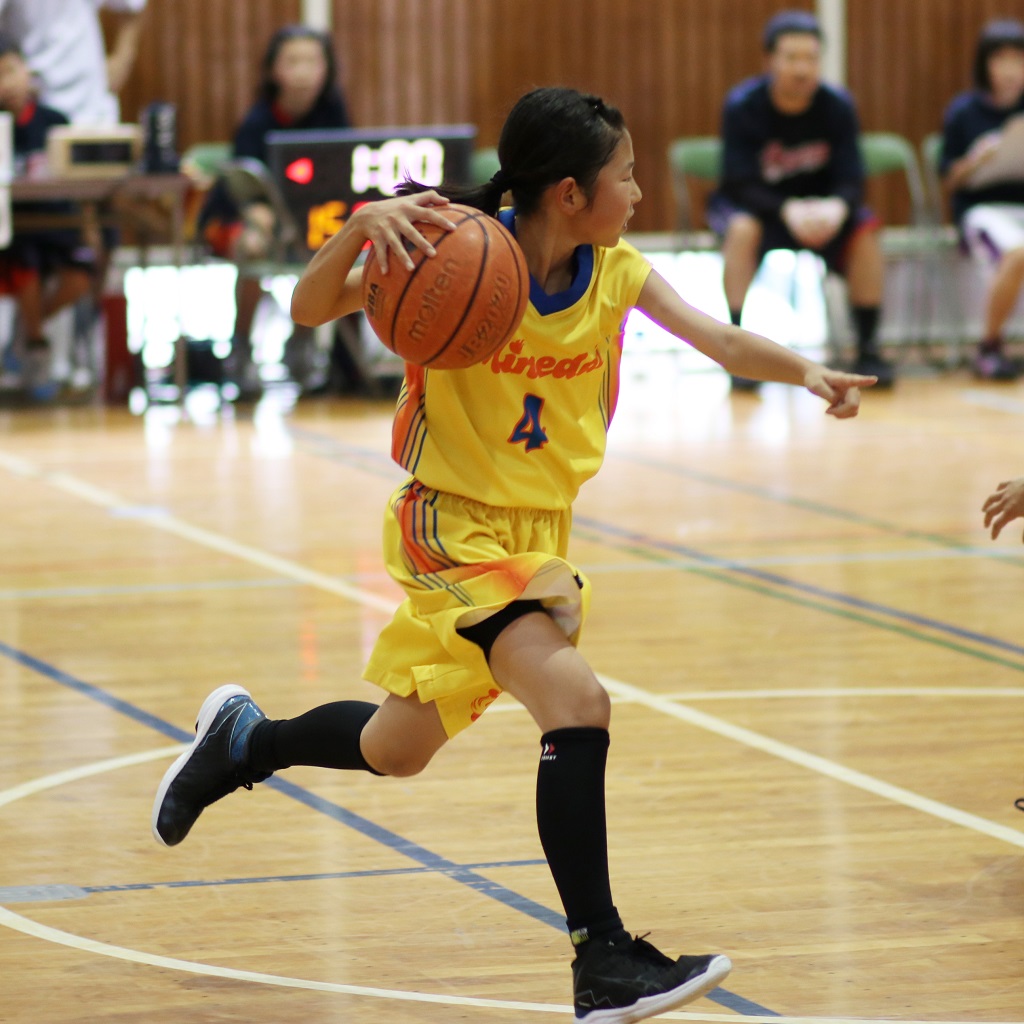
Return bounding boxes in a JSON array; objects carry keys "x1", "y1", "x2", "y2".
[
  {"x1": 630, "y1": 933, "x2": 675, "y2": 967},
  {"x1": 237, "y1": 767, "x2": 271, "y2": 790}
]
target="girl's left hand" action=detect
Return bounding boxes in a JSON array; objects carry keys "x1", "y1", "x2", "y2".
[{"x1": 804, "y1": 367, "x2": 877, "y2": 418}]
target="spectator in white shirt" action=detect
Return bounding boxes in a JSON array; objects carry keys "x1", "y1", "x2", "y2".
[{"x1": 0, "y1": 0, "x2": 147, "y2": 125}]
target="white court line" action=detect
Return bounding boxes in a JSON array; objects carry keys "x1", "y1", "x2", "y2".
[
  {"x1": 659, "y1": 686, "x2": 1024, "y2": 701},
  {"x1": 2, "y1": 448, "x2": 1021, "y2": 849},
  {"x1": 6, "y1": 452, "x2": 1024, "y2": 1019},
  {"x1": 483, "y1": 686, "x2": 1024, "y2": 713},
  {"x1": 5, "y1": 903, "x2": 1015, "y2": 1024},
  {"x1": 597, "y1": 675, "x2": 1024, "y2": 850},
  {"x1": 960, "y1": 388, "x2": 1024, "y2": 415},
  {"x1": 0, "y1": 750, "x2": 1016, "y2": 1024},
  {"x1": 0, "y1": 746, "x2": 184, "y2": 808},
  {"x1": 0, "y1": 450, "x2": 396, "y2": 615}
]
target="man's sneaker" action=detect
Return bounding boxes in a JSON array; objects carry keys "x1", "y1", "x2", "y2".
[
  {"x1": 973, "y1": 349, "x2": 1019, "y2": 382},
  {"x1": 572, "y1": 933, "x2": 732, "y2": 1023},
  {"x1": 729, "y1": 374, "x2": 760, "y2": 393},
  {"x1": 152, "y1": 684, "x2": 271, "y2": 847},
  {"x1": 852, "y1": 351, "x2": 895, "y2": 389}
]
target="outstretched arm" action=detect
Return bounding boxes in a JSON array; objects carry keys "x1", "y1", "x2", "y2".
[
  {"x1": 982, "y1": 477, "x2": 1024, "y2": 541},
  {"x1": 636, "y1": 269, "x2": 876, "y2": 418},
  {"x1": 291, "y1": 192, "x2": 454, "y2": 327}
]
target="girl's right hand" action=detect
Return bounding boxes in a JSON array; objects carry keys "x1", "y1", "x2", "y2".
[{"x1": 354, "y1": 192, "x2": 457, "y2": 274}]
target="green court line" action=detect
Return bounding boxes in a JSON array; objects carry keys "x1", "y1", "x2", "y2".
[
  {"x1": 289, "y1": 428, "x2": 1024, "y2": 671},
  {"x1": 610, "y1": 451, "x2": 1024, "y2": 566},
  {"x1": 572, "y1": 525, "x2": 1024, "y2": 674}
]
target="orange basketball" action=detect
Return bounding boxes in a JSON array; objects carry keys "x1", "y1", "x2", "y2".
[{"x1": 361, "y1": 204, "x2": 529, "y2": 370}]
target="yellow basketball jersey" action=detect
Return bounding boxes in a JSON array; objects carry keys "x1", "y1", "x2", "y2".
[{"x1": 390, "y1": 215, "x2": 652, "y2": 510}]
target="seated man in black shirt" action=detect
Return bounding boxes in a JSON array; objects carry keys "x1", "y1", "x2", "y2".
[
  {"x1": 708, "y1": 10, "x2": 891, "y2": 390},
  {"x1": 941, "y1": 18, "x2": 1024, "y2": 382}
]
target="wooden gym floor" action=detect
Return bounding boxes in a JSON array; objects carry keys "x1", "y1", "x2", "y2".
[{"x1": 1, "y1": 357, "x2": 1022, "y2": 1023}]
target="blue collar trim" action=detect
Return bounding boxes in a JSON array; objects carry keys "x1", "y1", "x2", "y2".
[{"x1": 498, "y1": 208, "x2": 594, "y2": 315}]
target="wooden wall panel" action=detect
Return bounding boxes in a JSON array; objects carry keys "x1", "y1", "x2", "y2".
[{"x1": 113, "y1": 0, "x2": 1024, "y2": 232}]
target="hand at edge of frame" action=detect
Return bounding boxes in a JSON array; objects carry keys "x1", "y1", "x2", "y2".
[{"x1": 981, "y1": 477, "x2": 1024, "y2": 542}]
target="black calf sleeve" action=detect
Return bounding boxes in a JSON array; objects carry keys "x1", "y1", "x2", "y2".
[
  {"x1": 247, "y1": 700, "x2": 383, "y2": 775},
  {"x1": 536, "y1": 726, "x2": 626, "y2": 947}
]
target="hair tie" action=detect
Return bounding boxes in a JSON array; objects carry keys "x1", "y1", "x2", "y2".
[{"x1": 490, "y1": 169, "x2": 513, "y2": 189}]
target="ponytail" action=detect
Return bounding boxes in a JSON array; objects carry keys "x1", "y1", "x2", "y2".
[
  {"x1": 394, "y1": 171, "x2": 512, "y2": 217},
  {"x1": 396, "y1": 87, "x2": 625, "y2": 220}
]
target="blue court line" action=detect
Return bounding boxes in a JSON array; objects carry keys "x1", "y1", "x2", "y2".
[
  {"x1": 287, "y1": 429, "x2": 1024, "y2": 657},
  {"x1": 83, "y1": 859, "x2": 548, "y2": 894},
  {"x1": 572, "y1": 515, "x2": 1024, "y2": 661},
  {"x1": 288, "y1": 424, "x2": 1023, "y2": 565},
  {"x1": 286, "y1": 428, "x2": 1024, "y2": 669},
  {"x1": 606, "y1": 451, "x2": 1024, "y2": 565},
  {"x1": 0, "y1": 639, "x2": 774, "y2": 1017}
]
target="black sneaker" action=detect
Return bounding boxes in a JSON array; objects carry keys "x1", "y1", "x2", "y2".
[
  {"x1": 972, "y1": 349, "x2": 1019, "y2": 382},
  {"x1": 572, "y1": 933, "x2": 731, "y2": 1023},
  {"x1": 152, "y1": 685, "x2": 271, "y2": 847},
  {"x1": 729, "y1": 374, "x2": 760, "y2": 393},
  {"x1": 852, "y1": 352, "x2": 895, "y2": 389}
]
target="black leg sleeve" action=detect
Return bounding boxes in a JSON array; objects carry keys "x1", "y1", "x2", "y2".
[
  {"x1": 536, "y1": 726, "x2": 626, "y2": 946},
  {"x1": 247, "y1": 701, "x2": 383, "y2": 775}
]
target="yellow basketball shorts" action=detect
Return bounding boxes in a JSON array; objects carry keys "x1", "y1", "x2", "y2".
[{"x1": 363, "y1": 479, "x2": 591, "y2": 737}]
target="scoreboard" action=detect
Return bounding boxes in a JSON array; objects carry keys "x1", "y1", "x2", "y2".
[{"x1": 265, "y1": 125, "x2": 477, "y2": 253}]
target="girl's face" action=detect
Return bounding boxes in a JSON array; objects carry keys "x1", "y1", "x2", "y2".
[
  {"x1": 987, "y1": 45, "x2": 1024, "y2": 105},
  {"x1": 272, "y1": 36, "x2": 329, "y2": 111},
  {"x1": 579, "y1": 132, "x2": 642, "y2": 246}
]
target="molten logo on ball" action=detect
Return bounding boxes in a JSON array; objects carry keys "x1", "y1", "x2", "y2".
[
  {"x1": 408, "y1": 257, "x2": 460, "y2": 343},
  {"x1": 361, "y1": 204, "x2": 529, "y2": 371}
]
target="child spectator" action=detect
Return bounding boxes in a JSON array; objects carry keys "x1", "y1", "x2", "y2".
[
  {"x1": 940, "y1": 18, "x2": 1024, "y2": 382},
  {"x1": 0, "y1": 32, "x2": 95, "y2": 396},
  {"x1": 198, "y1": 24, "x2": 351, "y2": 395}
]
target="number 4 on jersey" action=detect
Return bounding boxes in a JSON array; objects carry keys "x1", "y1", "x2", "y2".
[{"x1": 509, "y1": 393, "x2": 549, "y2": 452}]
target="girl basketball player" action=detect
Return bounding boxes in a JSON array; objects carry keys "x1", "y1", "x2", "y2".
[{"x1": 154, "y1": 87, "x2": 875, "y2": 1023}]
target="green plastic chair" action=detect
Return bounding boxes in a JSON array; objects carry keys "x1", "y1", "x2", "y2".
[
  {"x1": 857, "y1": 132, "x2": 945, "y2": 355},
  {"x1": 919, "y1": 131, "x2": 945, "y2": 223},
  {"x1": 180, "y1": 141, "x2": 232, "y2": 181},
  {"x1": 470, "y1": 146, "x2": 501, "y2": 186},
  {"x1": 666, "y1": 136, "x2": 722, "y2": 247},
  {"x1": 916, "y1": 131, "x2": 970, "y2": 358},
  {"x1": 858, "y1": 131, "x2": 967, "y2": 360},
  {"x1": 858, "y1": 131, "x2": 929, "y2": 228}
]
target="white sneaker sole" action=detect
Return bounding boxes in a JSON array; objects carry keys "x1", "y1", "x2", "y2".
[
  {"x1": 151, "y1": 684, "x2": 250, "y2": 847},
  {"x1": 577, "y1": 953, "x2": 732, "y2": 1024}
]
